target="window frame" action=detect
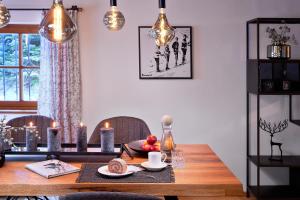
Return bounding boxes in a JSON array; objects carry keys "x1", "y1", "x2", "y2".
[{"x1": 0, "y1": 24, "x2": 40, "y2": 111}]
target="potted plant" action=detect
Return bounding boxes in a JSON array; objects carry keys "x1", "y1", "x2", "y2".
[{"x1": 266, "y1": 25, "x2": 297, "y2": 59}]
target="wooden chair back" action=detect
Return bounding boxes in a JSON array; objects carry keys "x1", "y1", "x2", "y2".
[
  {"x1": 7, "y1": 115, "x2": 54, "y2": 144},
  {"x1": 89, "y1": 116, "x2": 151, "y2": 144}
]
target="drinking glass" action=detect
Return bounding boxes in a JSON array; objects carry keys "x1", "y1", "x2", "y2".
[{"x1": 171, "y1": 149, "x2": 185, "y2": 169}]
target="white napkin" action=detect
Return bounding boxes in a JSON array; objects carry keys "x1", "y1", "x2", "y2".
[{"x1": 128, "y1": 165, "x2": 144, "y2": 173}]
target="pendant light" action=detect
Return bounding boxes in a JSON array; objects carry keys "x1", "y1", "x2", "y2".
[
  {"x1": 0, "y1": 0, "x2": 10, "y2": 28},
  {"x1": 103, "y1": 0, "x2": 125, "y2": 31},
  {"x1": 39, "y1": 0, "x2": 77, "y2": 43},
  {"x1": 151, "y1": 0, "x2": 175, "y2": 46}
]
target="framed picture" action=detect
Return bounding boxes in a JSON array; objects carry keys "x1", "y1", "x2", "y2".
[{"x1": 139, "y1": 26, "x2": 193, "y2": 79}]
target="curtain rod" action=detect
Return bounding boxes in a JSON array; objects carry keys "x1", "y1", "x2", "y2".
[{"x1": 8, "y1": 5, "x2": 83, "y2": 12}]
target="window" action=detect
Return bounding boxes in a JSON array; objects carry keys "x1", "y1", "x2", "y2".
[{"x1": 0, "y1": 25, "x2": 40, "y2": 110}]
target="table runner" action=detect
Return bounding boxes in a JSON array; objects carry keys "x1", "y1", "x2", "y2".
[{"x1": 76, "y1": 163, "x2": 175, "y2": 183}]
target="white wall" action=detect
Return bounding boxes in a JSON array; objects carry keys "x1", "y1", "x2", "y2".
[{"x1": 6, "y1": 0, "x2": 300, "y2": 189}]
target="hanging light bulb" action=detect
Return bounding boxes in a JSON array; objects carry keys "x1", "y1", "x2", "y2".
[
  {"x1": 39, "y1": 0, "x2": 77, "y2": 43},
  {"x1": 103, "y1": 0, "x2": 125, "y2": 31},
  {"x1": 0, "y1": 0, "x2": 10, "y2": 28},
  {"x1": 151, "y1": 0, "x2": 175, "y2": 46}
]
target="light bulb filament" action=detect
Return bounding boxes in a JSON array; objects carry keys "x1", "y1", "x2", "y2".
[{"x1": 53, "y1": 3, "x2": 63, "y2": 41}]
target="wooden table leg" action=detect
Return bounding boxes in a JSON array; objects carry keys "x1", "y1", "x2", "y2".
[{"x1": 164, "y1": 196, "x2": 178, "y2": 200}]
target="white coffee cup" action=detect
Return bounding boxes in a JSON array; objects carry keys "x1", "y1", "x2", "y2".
[{"x1": 148, "y1": 152, "x2": 167, "y2": 167}]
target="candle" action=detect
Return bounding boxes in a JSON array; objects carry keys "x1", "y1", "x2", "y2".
[
  {"x1": 76, "y1": 122, "x2": 87, "y2": 152},
  {"x1": 100, "y1": 122, "x2": 114, "y2": 153},
  {"x1": 26, "y1": 122, "x2": 38, "y2": 152},
  {"x1": 47, "y1": 121, "x2": 61, "y2": 152}
]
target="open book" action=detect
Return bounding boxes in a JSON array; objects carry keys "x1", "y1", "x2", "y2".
[{"x1": 25, "y1": 159, "x2": 80, "y2": 179}]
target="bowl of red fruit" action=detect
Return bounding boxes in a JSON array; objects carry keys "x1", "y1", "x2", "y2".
[{"x1": 128, "y1": 135, "x2": 161, "y2": 153}]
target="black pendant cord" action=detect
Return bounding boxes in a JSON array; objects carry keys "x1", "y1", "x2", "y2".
[
  {"x1": 110, "y1": 0, "x2": 117, "y2": 7},
  {"x1": 159, "y1": 0, "x2": 166, "y2": 9},
  {"x1": 7, "y1": 5, "x2": 83, "y2": 12}
]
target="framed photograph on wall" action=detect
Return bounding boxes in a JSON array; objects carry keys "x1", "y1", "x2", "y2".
[{"x1": 139, "y1": 26, "x2": 193, "y2": 79}]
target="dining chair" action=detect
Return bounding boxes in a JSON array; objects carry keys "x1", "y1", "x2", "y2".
[
  {"x1": 59, "y1": 192, "x2": 161, "y2": 200},
  {"x1": 88, "y1": 116, "x2": 151, "y2": 144},
  {"x1": 7, "y1": 115, "x2": 54, "y2": 144}
]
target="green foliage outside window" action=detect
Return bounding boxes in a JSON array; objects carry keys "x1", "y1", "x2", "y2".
[{"x1": 0, "y1": 34, "x2": 40, "y2": 101}]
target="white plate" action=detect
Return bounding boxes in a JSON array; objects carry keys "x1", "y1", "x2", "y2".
[
  {"x1": 141, "y1": 161, "x2": 168, "y2": 171},
  {"x1": 98, "y1": 165, "x2": 141, "y2": 177}
]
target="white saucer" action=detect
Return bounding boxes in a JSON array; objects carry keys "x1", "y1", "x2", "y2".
[
  {"x1": 98, "y1": 165, "x2": 140, "y2": 177},
  {"x1": 141, "y1": 161, "x2": 168, "y2": 171}
]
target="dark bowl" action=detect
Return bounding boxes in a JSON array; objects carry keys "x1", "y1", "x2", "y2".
[{"x1": 128, "y1": 140, "x2": 160, "y2": 154}]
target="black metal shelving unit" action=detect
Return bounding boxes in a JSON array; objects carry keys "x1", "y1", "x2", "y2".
[{"x1": 247, "y1": 18, "x2": 300, "y2": 200}]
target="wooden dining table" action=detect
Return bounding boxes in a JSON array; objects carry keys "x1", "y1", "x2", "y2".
[{"x1": 0, "y1": 144, "x2": 244, "y2": 200}]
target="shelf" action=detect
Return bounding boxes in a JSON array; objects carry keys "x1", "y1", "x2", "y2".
[
  {"x1": 290, "y1": 120, "x2": 300, "y2": 126},
  {"x1": 248, "y1": 59, "x2": 300, "y2": 63},
  {"x1": 249, "y1": 156, "x2": 300, "y2": 167},
  {"x1": 247, "y1": 18, "x2": 300, "y2": 200},
  {"x1": 247, "y1": 18, "x2": 300, "y2": 24},
  {"x1": 248, "y1": 185, "x2": 300, "y2": 199},
  {"x1": 249, "y1": 91, "x2": 300, "y2": 95}
]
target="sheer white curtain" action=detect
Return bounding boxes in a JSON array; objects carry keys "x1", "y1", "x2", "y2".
[{"x1": 38, "y1": 10, "x2": 82, "y2": 143}]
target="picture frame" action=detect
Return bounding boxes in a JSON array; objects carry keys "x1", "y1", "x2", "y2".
[{"x1": 139, "y1": 26, "x2": 193, "y2": 79}]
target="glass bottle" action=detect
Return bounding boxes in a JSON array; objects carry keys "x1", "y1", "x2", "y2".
[{"x1": 160, "y1": 125, "x2": 175, "y2": 163}]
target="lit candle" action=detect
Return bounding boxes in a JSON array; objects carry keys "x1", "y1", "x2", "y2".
[
  {"x1": 26, "y1": 121, "x2": 38, "y2": 152},
  {"x1": 100, "y1": 122, "x2": 114, "y2": 153},
  {"x1": 47, "y1": 121, "x2": 61, "y2": 152},
  {"x1": 76, "y1": 122, "x2": 87, "y2": 152}
]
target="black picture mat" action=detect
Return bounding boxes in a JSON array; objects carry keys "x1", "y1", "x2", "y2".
[{"x1": 138, "y1": 26, "x2": 193, "y2": 79}]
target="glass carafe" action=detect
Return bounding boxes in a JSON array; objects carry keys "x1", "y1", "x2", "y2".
[{"x1": 160, "y1": 125, "x2": 175, "y2": 163}]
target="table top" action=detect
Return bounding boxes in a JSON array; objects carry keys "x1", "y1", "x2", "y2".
[{"x1": 0, "y1": 144, "x2": 243, "y2": 197}]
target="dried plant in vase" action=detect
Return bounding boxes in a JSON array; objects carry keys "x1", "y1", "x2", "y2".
[
  {"x1": 266, "y1": 25, "x2": 298, "y2": 59},
  {"x1": 259, "y1": 118, "x2": 288, "y2": 161}
]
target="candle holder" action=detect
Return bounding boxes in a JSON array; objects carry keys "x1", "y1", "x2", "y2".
[
  {"x1": 100, "y1": 123, "x2": 115, "y2": 153},
  {"x1": 76, "y1": 123, "x2": 87, "y2": 152},
  {"x1": 47, "y1": 124, "x2": 61, "y2": 152}
]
